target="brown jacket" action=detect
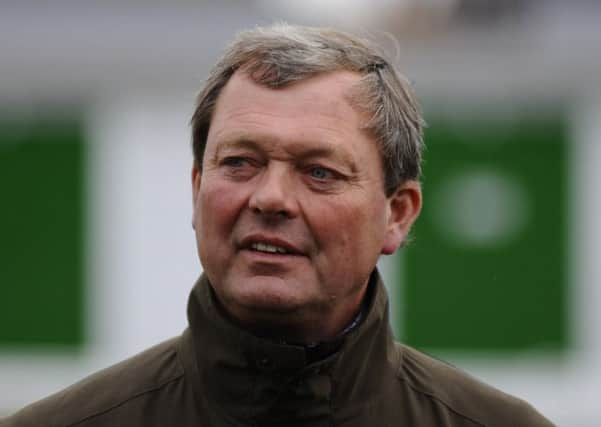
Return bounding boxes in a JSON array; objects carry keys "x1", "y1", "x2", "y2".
[{"x1": 2, "y1": 272, "x2": 555, "y2": 426}]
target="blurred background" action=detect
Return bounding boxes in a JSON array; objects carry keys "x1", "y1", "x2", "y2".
[{"x1": 1, "y1": 1, "x2": 600, "y2": 424}]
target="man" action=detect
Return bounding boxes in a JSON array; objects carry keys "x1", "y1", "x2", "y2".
[{"x1": 2, "y1": 23, "x2": 553, "y2": 426}]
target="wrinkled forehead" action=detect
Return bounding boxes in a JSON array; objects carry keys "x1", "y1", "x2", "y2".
[
  {"x1": 228, "y1": 65, "x2": 373, "y2": 126},
  {"x1": 210, "y1": 69, "x2": 372, "y2": 138}
]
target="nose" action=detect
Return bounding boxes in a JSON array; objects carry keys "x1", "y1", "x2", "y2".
[{"x1": 248, "y1": 164, "x2": 299, "y2": 219}]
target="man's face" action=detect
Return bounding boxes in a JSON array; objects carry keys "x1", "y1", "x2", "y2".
[{"x1": 192, "y1": 70, "x2": 420, "y2": 342}]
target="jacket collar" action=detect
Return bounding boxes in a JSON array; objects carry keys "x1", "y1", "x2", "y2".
[{"x1": 185, "y1": 269, "x2": 396, "y2": 425}]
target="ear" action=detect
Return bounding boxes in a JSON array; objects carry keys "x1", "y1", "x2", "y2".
[
  {"x1": 381, "y1": 180, "x2": 422, "y2": 255},
  {"x1": 191, "y1": 162, "x2": 202, "y2": 229},
  {"x1": 192, "y1": 161, "x2": 201, "y2": 202}
]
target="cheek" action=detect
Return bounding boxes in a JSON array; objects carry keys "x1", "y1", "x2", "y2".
[
  {"x1": 311, "y1": 195, "x2": 389, "y2": 258},
  {"x1": 309, "y1": 198, "x2": 379, "y2": 249},
  {"x1": 197, "y1": 180, "x2": 244, "y2": 244}
]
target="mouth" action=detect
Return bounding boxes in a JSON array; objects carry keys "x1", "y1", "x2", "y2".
[
  {"x1": 250, "y1": 242, "x2": 291, "y2": 254},
  {"x1": 240, "y1": 235, "x2": 304, "y2": 256}
]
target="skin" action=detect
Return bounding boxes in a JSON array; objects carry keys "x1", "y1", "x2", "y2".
[{"x1": 192, "y1": 69, "x2": 422, "y2": 343}]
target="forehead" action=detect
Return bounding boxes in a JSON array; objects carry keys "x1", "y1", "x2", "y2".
[
  {"x1": 207, "y1": 70, "x2": 368, "y2": 143},
  {"x1": 222, "y1": 68, "x2": 362, "y2": 109}
]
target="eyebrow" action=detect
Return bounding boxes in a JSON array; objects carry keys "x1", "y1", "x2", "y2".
[
  {"x1": 213, "y1": 134, "x2": 358, "y2": 172},
  {"x1": 213, "y1": 137, "x2": 263, "y2": 156},
  {"x1": 292, "y1": 145, "x2": 357, "y2": 172}
]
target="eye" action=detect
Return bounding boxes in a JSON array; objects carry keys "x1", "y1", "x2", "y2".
[
  {"x1": 220, "y1": 156, "x2": 260, "y2": 180},
  {"x1": 309, "y1": 166, "x2": 333, "y2": 180},
  {"x1": 223, "y1": 156, "x2": 246, "y2": 167}
]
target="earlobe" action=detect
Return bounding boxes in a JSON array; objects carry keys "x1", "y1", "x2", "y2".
[{"x1": 381, "y1": 181, "x2": 422, "y2": 255}]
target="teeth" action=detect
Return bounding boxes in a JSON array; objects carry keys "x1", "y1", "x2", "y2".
[{"x1": 251, "y1": 242, "x2": 288, "y2": 254}]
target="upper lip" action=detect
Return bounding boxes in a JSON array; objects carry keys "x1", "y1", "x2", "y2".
[{"x1": 239, "y1": 234, "x2": 304, "y2": 255}]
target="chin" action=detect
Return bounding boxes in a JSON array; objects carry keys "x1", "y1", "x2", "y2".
[
  {"x1": 239, "y1": 291, "x2": 306, "y2": 315},
  {"x1": 230, "y1": 276, "x2": 311, "y2": 312}
]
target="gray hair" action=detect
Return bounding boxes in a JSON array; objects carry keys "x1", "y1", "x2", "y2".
[{"x1": 191, "y1": 23, "x2": 424, "y2": 195}]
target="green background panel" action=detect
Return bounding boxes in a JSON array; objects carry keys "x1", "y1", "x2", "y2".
[
  {"x1": 402, "y1": 114, "x2": 567, "y2": 352},
  {"x1": 0, "y1": 117, "x2": 85, "y2": 348}
]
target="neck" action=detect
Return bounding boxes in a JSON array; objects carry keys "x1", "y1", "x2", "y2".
[{"x1": 211, "y1": 286, "x2": 369, "y2": 345}]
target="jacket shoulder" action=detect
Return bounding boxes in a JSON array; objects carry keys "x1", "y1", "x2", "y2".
[
  {"x1": 2, "y1": 336, "x2": 184, "y2": 427},
  {"x1": 395, "y1": 343, "x2": 555, "y2": 427}
]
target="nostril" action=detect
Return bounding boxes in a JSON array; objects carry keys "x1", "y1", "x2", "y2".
[{"x1": 252, "y1": 207, "x2": 291, "y2": 220}]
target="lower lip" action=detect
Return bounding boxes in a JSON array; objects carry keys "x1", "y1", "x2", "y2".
[{"x1": 241, "y1": 248, "x2": 303, "y2": 262}]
